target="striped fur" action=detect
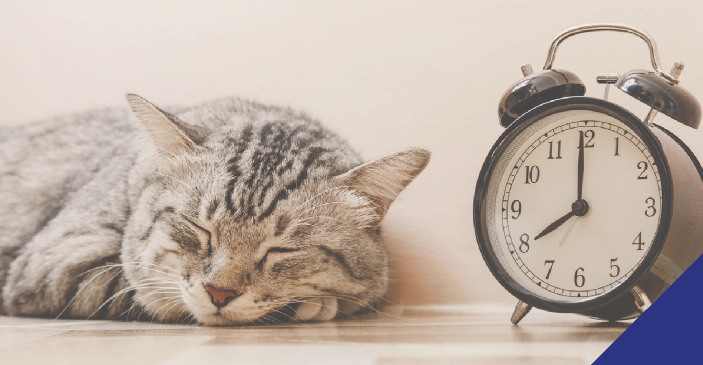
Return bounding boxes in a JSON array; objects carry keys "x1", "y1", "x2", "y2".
[{"x1": 0, "y1": 95, "x2": 429, "y2": 325}]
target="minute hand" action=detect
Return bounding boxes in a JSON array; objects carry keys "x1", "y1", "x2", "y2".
[{"x1": 577, "y1": 130, "x2": 585, "y2": 201}]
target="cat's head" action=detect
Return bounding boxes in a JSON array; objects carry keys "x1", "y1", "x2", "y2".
[{"x1": 121, "y1": 94, "x2": 429, "y2": 325}]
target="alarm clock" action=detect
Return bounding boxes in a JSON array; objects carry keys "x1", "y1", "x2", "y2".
[{"x1": 474, "y1": 24, "x2": 703, "y2": 324}]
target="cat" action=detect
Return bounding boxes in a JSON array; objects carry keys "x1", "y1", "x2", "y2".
[{"x1": 0, "y1": 94, "x2": 430, "y2": 325}]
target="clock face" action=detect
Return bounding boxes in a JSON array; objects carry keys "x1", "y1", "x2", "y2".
[{"x1": 477, "y1": 98, "x2": 672, "y2": 310}]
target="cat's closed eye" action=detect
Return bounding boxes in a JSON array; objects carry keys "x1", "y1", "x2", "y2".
[
  {"x1": 181, "y1": 216, "x2": 212, "y2": 254},
  {"x1": 259, "y1": 247, "x2": 301, "y2": 268}
]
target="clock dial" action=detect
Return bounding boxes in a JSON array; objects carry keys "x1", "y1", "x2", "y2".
[{"x1": 483, "y1": 108, "x2": 664, "y2": 304}]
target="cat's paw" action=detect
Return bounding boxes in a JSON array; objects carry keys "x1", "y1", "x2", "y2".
[{"x1": 293, "y1": 297, "x2": 338, "y2": 322}]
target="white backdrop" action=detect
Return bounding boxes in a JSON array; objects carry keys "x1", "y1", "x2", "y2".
[{"x1": 1, "y1": 0, "x2": 702, "y2": 305}]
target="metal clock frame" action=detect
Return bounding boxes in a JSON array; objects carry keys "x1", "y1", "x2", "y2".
[{"x1": 474, "y1": 96, "x2": 674, "y2": 315}]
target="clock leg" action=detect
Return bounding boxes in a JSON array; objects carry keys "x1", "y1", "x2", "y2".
[
  {"x1": 630, "y1": 285, "x2": 652, "y2": 313},
  {"x1": 510, "y1": 300, "x2": 532, "y2": 325}
]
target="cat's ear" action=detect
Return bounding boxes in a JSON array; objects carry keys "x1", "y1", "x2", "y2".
[
  {"x1": 337, "y1": 148, "x2": 430, "y2": 224},
  {"x1": 126, "y1": 94, "x2": 207, "y2": 158}
]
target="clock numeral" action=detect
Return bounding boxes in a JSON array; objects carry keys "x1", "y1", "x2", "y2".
[
  {"x1": 614, "y1": 137, "x2": 620, "y2": 156},
  {"x1": 610, "y1": 258, "x2": 621, "y2": 277},
  {"x1": 574, "y1": 267, "x2": 585, "y2": 288},
  {"x1": 579, "y1": 130, "x2": 595, "y2": 148},
  {"x1": 524, "y1": 166, "x2": 540, "y2": 184},
  {"x1": 632, "y1": 232, "x2": 645, "y2": 250},
  {"x1": 544, "y1": 260, "x2": 555, "y2": 279},
  {"x1": 637, "y1": 161, "x2": 649, "y2": 179},
  {"x1": 548, "y1": 140, "x2": 562, "y2": 159},
  {"x1": 519, "y1": 234, "x2": 530, "y2": 253},
  {"x1": 645, "y1": 197, "x2": 657, "y2": 217},
  {"x1": 510, "y1": 200, "x2": 522, "y2": 219}
]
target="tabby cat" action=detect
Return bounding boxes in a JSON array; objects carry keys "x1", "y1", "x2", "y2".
[{"x1": 0, "y1": 95, "x2": 429, "y2": 325}]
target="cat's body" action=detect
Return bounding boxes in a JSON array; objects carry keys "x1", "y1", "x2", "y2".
[
  {"x1": 0, "y1": 108, "x2": 136, "y2": 319},
  {"x1": 0, "y1": 96, "x2": 429, "y2": 325}
]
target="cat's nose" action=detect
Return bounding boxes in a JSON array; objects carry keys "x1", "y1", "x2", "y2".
[{"x1": 204, "y1": 285, "x2": 241, "y2": 308}]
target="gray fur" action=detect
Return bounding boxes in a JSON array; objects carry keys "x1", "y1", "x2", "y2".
[{"x1": 0, "y1": 95, "x2": 429, "y2": 325}]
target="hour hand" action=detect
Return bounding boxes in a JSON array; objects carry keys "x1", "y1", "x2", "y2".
[{"x1": 535, "y1": 210, "x2": 576, "y2": 240}]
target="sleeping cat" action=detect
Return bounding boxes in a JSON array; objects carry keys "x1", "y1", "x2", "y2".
[{"x1": 0, "y1": 95, "x2": 429, "y2": 325}]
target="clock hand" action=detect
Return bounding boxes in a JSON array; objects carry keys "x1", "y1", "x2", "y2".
[
  {"x1": 534, "y1": 199, "x2": 590, "y2": 241},
  {"x1": 558, "y1": 215, "x2": 579, "y2": 247},
  {"x1": 577, "y1": 130, "x2": 585, "y2": 201},
  {"x1": 535, "y1": 209, "x2": 576, "y2": 240}
]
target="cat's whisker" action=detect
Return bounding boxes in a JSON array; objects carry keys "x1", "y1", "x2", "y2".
[
  {"x1": 292, "y1": 297, "x2": 361, "y2": 320},
  {"x1": 55, "y1": 265, "x2": 124, "y2": 321},
  {"x1": 126, "y1": 261, "x2": 180, "y2": 274},
  {"x1": 315, "y1": 297, "x2": 377, "y2": 319},
  {"x1": 123, "y1": 250, "x2": 166, "y2": 271},
  {"x1": 267, "y1": 309, "x2": 298, "y2": 323},
  {"x1": 175, "y1": 307, "x2": 194, "y2": 325},
  {"x1": 159, "y1": 298, "x2": 187, "y2": 320},
  {"x1": 351, "y1": 282, "x2": 406, "y2": 307},
  {"x1": 119, "y1": 293, "x2": 162, "y2": 319},
  {"x1": 135, "y1": 288, "x2": 182, "y2": 299},
  {"x1": 315, "y1": 279, "x2": 400, "y2": 308},
  {"x1": 140, "y1": 296, "x2": 182, "y2": 322},
  {"x1": 77, "y1": 262, "x2": 180, "y2": 280},
  {"x1": 115, "y1": 288, "x2": 181, "y2": 319},
  {"x1": 89, "y1": 281, "x2": 181, "y2": 319},
  {"x1": 259, "y1": 303, "x2": 300, "y2": 323},
  {"x1": 87, "y1": 292, "x2": 180, "y2": 318},
  {"x1": 320, "y1": 293, "x2": 407, "y2": 320},
  {"x1": 131, "y1": 277, "x2": 182, "y2": 285},
  {"x1": 114, "y1": 281, "x2": 163, "y2": 320},
  {"x1": 158, "y1": 299, "x2": 186, "y2": 322},
  {"x1": 178, "y1": 314, "x2": 193, "y2": 325},
  {"x1": 284, "y1": 296, "x2": 360, "y2": 320},
  {"x1": 263, "y1": 297, "x2": 350, "y2": 323},
  {"x1": 180, "y1": 314, "x2": 196, "y2": 325},
  {"x1": 73, "y1": 259, "x2": 180, "y2": 319},
  {"x1": 128, "y1": 266, "x2": 182, "y2": 279},
  {"x1": 111, "y1": 258, "x2": 179, "y2": 272},
  {"x1": 259, "y1": 314, "x2": 283, "y2": 325},
  {"x1": 112, "y1": 264, "x2": 182, "y2": 279},
  {"x1": 75, "y1": 264, "x2": 122, "y2": 279}
]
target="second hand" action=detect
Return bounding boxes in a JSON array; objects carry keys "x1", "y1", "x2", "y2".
[{"x1": 558, "y1": 215, "x2": 579, "y2": 247}]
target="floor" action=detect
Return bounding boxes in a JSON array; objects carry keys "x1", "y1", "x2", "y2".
[{"x1": 0, "y1": 304, "x2": 626, "y2": 365}]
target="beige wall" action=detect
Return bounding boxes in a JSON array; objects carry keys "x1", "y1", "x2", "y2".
[{"x1": 2, "y1": 0, "x2": 702, "y2": 305}]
